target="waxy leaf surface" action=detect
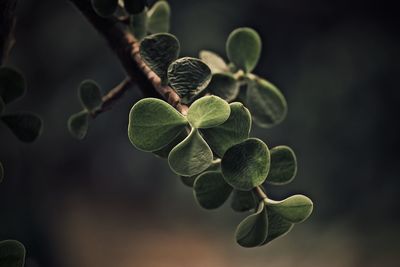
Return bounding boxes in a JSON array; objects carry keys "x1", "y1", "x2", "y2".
[
  {"x1": 187, "y1": 95, "x2": 230, "y2": 129},
  {"x1": 267, "y1": 195, "x2": 313, "y2": 223},
  {"x1": 231, "y1": 190, "x2": 258, "y2": 212},
  {"x1": 194, "y1": 171, "x2": 232, "y2": 209},
  {"x1": 207, "y1": 73, "x2": 239, "y2": 102},
  {"x1": 148, "y1": 0, "x2": 171, "y2": 33},
  {"x1": 266, "y1": 146, "x2": 297, "y2": 185},
  {"x1": 199, "y1": 50, "x2": 229, "y2": 74}
]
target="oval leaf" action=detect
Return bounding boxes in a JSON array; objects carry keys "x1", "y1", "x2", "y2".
[
  {"x1": 267, "y1": 195, "x2": 313, "y2": 223},
  {"x1": 128, "y1": 98, "x2": 187, "y2": 152},
  {"x1": 79, "y1": 80, "x2": 103, "y2": 113},
  {"x1": 168, "y1": 128, "x2": 213, "y2": 176},
  {"x1": 180, "y1": 160, "x2": 220, "y2": 187},
  {"x1": 124, "y1": 0, "x2": 146, "y2": 14},
  {"x1": 0, "y1": 161, "x2": 4, "y2": 183},
  {"x1": 266, "y1": 146, "x2": 297, "y2": 185},
  {"x1": 131, "y1": 9, "x2": 148, "y2": 41},
  {"x1": 91, "y1": 0, "x2": 118, "y2": 17},
  {"x1": 235, "y1": 201, "x2": 268, "y2": 248},
  {"x1": 0, "y1": 240, "x2": 26, "y2": 267},
  {"x1": 221, "y1": 138, "x2": 270, "y2": 191},
  {"x1": 246, "y1": 78, "x2": 287, "y2": 128},
  {"x1": 68, "y1": 111, "x2": 89, "y2": 140},
  {"x1": 2, "y1": 112, "x2": 43, "y2": 143},
  {"x1": 153, "y1": 130, "x2": 187, "y2": 159},
  {"x1": 187, "y1": 95, "x2": 230, "y2": 129},
  {"x1": 231, "y1": 190, "x2": 258, "y2": 212},
  {"x1": 199, "y1": 50, "x2": 229, "y2": 74},
  {"x1": 207, "y1": 73, "x2": 239, "y2": 102},
  {"x1": 202, "y1": 102, "x2": 251, "y2": 157},
  {"x1": 194, "y1": 171, "x2": 232, "y2": 209},
  {"x1": 261, "y1": 208, "x2": 293, "y2": 245},
  {"x1": 168, "y1": 57, "x2": 212, "y2": 104},
  {"x1": 0, "y1": 67, "x2": 26, "y2": 104},
  {"x1": 226, "y1": 28, "x2": 261, "y2": 73},
  {"x1": 140, "y1": 33, "x2": 180, "y2": 84},
  {"x1": 148, "y1": 0, "x2": 171, "y2": 33}
]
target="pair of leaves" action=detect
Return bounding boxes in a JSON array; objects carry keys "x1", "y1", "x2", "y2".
[{"x1": 0, "y1": 240, "x2": 26, "y2": 267}]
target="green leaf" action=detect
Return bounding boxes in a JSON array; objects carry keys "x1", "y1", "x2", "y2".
[
  {"x1": 226, "y1": 28, "x2": 261, "y2": 73},
  {"x1": 207, "y1": 73, "x2": 239, "y2": 102},
  {"x1": 266, "y1": 195, "x2": 313, "y2": 223},
  {"x1": 199, "y1": 50, "x2": 229, "y2": 74},
  {"x1": 91, "y1": 0, "x2": 118, "y2": 17},
  {"x1": 261, "y1": 208, "x2": 293, "y2": 245},
  {"x1": 246, "y1": 78, "x2": 287, "y2": 128},
  {"x1": 235, "y1": 201, "x2": 268, "y2": 248},
  {"x1": 221, "y1": 138, "x2": 270, "y2": 191},
  {"x1": 140, "y1": 33, "x2": 180, "y2": 84},
  {"x1": 1, "y1": 112, "x2": 43, "y2": 143},
  {"x1": 128, "y1": 98, "x2": 187, "y2": 152},
  {"x1": 0, "y1": 97, "x2": 4, "y2": 115},
  {"x1": 231, "y1": 190, "x2": 258, "y2": 212},
  {"x1": 68, "y1": 111, "x2": 89, "y2": 140},
  {"x1": 131, "y1": 9, "x2": 148, "y2": 41},
  {"x1": 124, "y1": 0, "x2": 146, "y2": 14},
  {"x1": 152, "y1": 130, "x2": 187, "y2": 159},
  {"x1": 168, "y1": 128, "x2": 213, "y2": 176},
  {"x1": 0, "y1": 67, "x2": 26, "y2": 104},
  {"x1": 0, "y1": 240, "x2": 26, "y2": 267},
  {"x1": 180, "y1": 160, "x2": 220, "y2": 188},
  {"x1": 0, "y1": 161, "x2": 4, "y2": 183},
  {"x1": 194, "y1": 171, "x2": 232, "y2": 209},
  {"x1": 187, "y1": 95, "x2": 230, "y2": 129},
  {"x1": 202, "y1": 102, "x2": 251, "y2": 157},
  {"x1": 148, "y1": 0, "x2": 171, "y2": 33},
  {"x1": 78, "y1": 80, "x2": 103, "y2": 113},
  {"x1": 168, "y1": 57, "x2": 212, "y2": 104},
  {"x1": 266, "y1": 146, "x2": 297, "y2": 185}
]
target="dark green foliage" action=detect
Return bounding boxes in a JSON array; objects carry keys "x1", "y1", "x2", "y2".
[
  {"x1": 180, "y1": 160, "x2": 221, "y2": 187},
  {"x1": 0, "y1": 240, "x2": 26, "y2": 267},
  {"x1": 91, "y1": 0, "x2": 118, "y2": 17},
  {"x1": 199, "y1": 50, "x2": 229, "y2": 74},
  {"x1": 68, "y1": 111, "x2": 89, "y2": 140},
  {"x1": 79, "y1": 80, "x2": 103, "y2": 113},
  {"x1": 124, "y1": 0, "x2": 146, "y2": 15},
  {"x1": 266, "y1": 195, "x2": 313, "y2": 223},
  {"x1": 262, "y1": 208, "x2": 293, "y2": 245},
  {"x1": 207, "y1": 73, "x2": 239, "y2": 102},
  {"x1": 194, "y1": 171, "x2": 232, "y2": 209},
  {"x1": 1, "y1": 112, "x2": 43, "y2": 143},
  {"x1": 266, "y1": 146, "x2": 297, "y2": 185},
  {"x1": 131, "y1": 9, "x2": 148, "y2": 41},
  {"x1": 231, "y1": 190, "x2": 258, "y2": 212},
  {"x1": 0, "y1": 67, "x2": 26, "y2": 104},
  {"x1": 147, "y1": 0, "x2": 170, "y2": 33}
]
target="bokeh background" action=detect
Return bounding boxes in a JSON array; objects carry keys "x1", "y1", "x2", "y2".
[{"x1": 1, "y1": 0, "x2": 399, "y2": 266}]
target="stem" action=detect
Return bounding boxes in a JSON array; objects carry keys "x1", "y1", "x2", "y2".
[{"x1": 254, "y1": 186, "x2": 267, "y2": 200}]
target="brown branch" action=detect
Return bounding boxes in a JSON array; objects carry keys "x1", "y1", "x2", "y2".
[
  {"x1": 0, "y1": 0, "x2": 18, "y2": 65},
  {"x1": 69, "y1": 0, "x2": 188, "y2": 115}
]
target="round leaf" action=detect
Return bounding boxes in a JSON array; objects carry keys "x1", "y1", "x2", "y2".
[
  {"x1": 148, "y1": 0, "x2": 171, "y2": 33},
  {"x1": 235, "y1": 201, "x2": 268, "y2": 248},
  {"x1": 231, "y1": 190, "x2": 258, "y2": 212},
  {"x1": 199, "y1": 50, "x2": 229, "y2": 74},
  {"x1": 79, "y1": 80, "x2": 103, "y2": 113},
  {"x1": 140, "y1": 33, "x2": 180, "y2": 84},
  {"x1": 194, "y1": 171, "x2": 232, "y2": 210},
  {"x1": 91, "y1": 0, "x2": 118, "y2": 17},
  {"x1": 168, "y1": 128, "x2": 213, "y2": 176},
  {"x1": 153, "y1": 130, "x2": 187, "y2": 159},
  {"x1": 267, "y1": 195, "x2": 313, "y2": 223},
  {"x1": 180, "y1": 160, "x2": 220, "y2": 188},
  {"x1": 1, "y1": 112, "x2": 43, "y2": 143},
  {"x1": 131, "y1": 9, "x2": 148, "y2": 41},
  {"x1": 261, "y1": 208, "x2": 293, "y2": 245},
  {"x1": 68, "y1": 111, "x2": 89, "y2": 140},
  {"x1": 266, "y1": 146, "x2": 297, "y2": 185},
  {"x1": 0, "y1": 240, "x2": 26, "y2": 267},
  {"x1": 246, "y1": 78, "x2": 287, "y2": 128},
  {"x1": 124, "y1": 0, "x2": 146, "y2": 14},
  {"x1": 0, "y1": 161, "x2": 4, "y2": 183},
  {"x1": 202, "y1": 102, "x2": 251, "y2": 157},
  {"x1": 168, "y1": 57, "x2": 212, "y2": 104},
  {"x1": 0, "y1": 67, "x2": 26, "y2": 104},
  {"x1": 207, "y1": 73, "x2": 239, "y2": 102},
  {"x1": 187, "y1": 95, "x2": 230, "y2": 129},
  {"x1": 128, "y1": 98, "x2": 187, "y2": 152},
  {"x1": 221, "y1": 138, "x2": 270, "y2": 191},
  {"x1": 226, "y1": 28, "x2": 261, "y2": 73}
]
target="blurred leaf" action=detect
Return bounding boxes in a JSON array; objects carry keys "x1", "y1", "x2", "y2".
[
  {"x1": 226, "y1": 28, "x2": 261, "y2": 73},
  {"x1": 168, "y1": 57, "x2": 212, "y2": 104},
  {"x1": 180, "y1": 160, "x2": 220, "y2": 187},
  {"x1": 140, "y1": 33, "x2": 180, "y2": 84},
  {"x1": 199, "y1": 50, "x2": 229, "y2": 74},
  {"x1": 231, "y1": 190, "x2": 258, "y2": 212},
  {"x1": 152, "y1": 130, "x2": 187, "y2": 159},
  {"x1": 0, "y1": 162, "x2": 3, "y2": 183},
  {"x1": 261, "y1": 208, "x2": 293, "y2": 245},
  {"x1": 207, "y1": 73, "x2": 239, "y2": 102},
  {"x1": 267, "y1": 195, "x2": 313, "y2": 223},
  {"x1": 68, "y1": 111, "x2": 89, "y2": 140},
  {"x1": 124, "y1": 0, "x2": 146, "y2": 14},
  {"x1": 91, "y1": 0, "x2": 118, "y2": 17},
  {"x1": 194, "y1": 171, "x2": 232, "y2": 209},
  {"x1": 221, "y1": 138, "x2": 270, "y2": 190},
  {"x1": 131, "y1": 9, "x2": 148, "y2": 41},
  {"x1": 0, "y1": 240, "x2": 26, "y2": 267},
  {"x1": 246, "y1": 78, "x2": 287, "y2": 128},
  {"x1": 235, "y1": 201, "x2": 268, "y2": 248},
  {"x1": 0, "y1": 97, "x2": 4, "y2": 115},
  {"x1": 202, "y1": 102, "x2": 251, "y2": 157},
  {"x1": 128, "y1": 98, "x2": 187, "y2": 152},
  {"x1": 265, "y1": 146, "x2": 297, "y2": 185},
  {"x1": 187, "y1": 95, "x2": 230, "y2": 129},
  {"x1": 148, "y1": 0, "x2": 170, "y2": 33},
  {"x1": 168, "y1": 128, "x2": 213, "y2": 176},
  {"x1": 0, "y1": 67, "x2": 26, "y2": 104},
  {"x1": 1, "y1": 112, "x2": 43, "y2": 143},
  {"x1": 79, "y1": 80, "x2": 103, "y2": 113}
]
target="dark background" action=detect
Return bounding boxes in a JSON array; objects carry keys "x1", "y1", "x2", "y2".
[{"x1": 1, "y1": 0, "x2": 399, "y2": 266}]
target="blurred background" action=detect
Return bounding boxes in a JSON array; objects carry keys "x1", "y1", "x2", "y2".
[{"x1": 1, "y1": 0, "x2": 399, "y2": 266}]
